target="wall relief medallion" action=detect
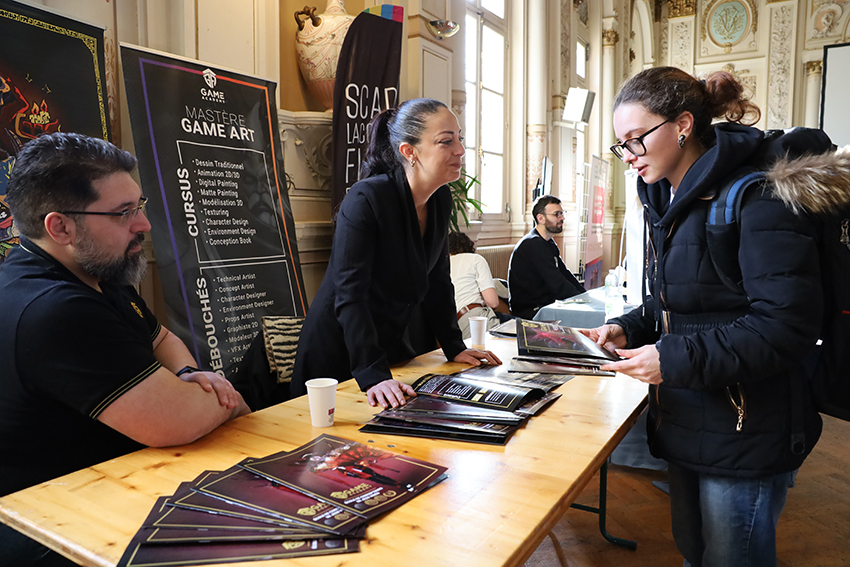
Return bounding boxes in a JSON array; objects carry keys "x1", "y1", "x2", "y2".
[
  {"x1": 812, "y1": 3, "x2": 844, "y2": 39},
  {"x1": 700, "y1": 0, "x2": 758, "y2": 56}
]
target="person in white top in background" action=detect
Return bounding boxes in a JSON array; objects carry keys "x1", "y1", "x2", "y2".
[{"x1": 448, "y1": 232, "x2": 507, "y2": 339}]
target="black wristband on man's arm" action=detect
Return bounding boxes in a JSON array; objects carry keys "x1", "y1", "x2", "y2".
[{"x1": 175, "y1": 365, "x2": 201, "y2": 377}]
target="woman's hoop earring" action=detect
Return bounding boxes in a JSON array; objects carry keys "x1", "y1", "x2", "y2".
[{"x1": 678, "y1": 134, "x2": 686, "y2": 148}]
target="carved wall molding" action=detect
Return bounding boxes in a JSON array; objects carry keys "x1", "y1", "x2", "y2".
[
  {"x1": 451, "y1": 89, "x2": 467, "y2": 119},
  {"x1": 526, "y1": 125, "x2": 547, "y2": 206},
  {"x1": 810, "y1": 1, "x2": 845, "y2": 40},
  {"x1": 805, "y1": 59, "x2": 824, "y2": 75},
  {"x1": 562, "y1": 0, "x2": 571, "y2": 95},
  {"x1": 671, "y1": 20, "x2": 693, "y2": 73},
  {"x1": 767, "y1": 4, "x2": 793, "y2": 129},
  {"x1": 602, "y1": 29, "x2": 620, "y2": 46},
  {"x1": 660, "y1": 2, "x2": 670, "y2": 63},
  {"x1": 278, "y1": 113, "x2": 333, "y2": 195},
  {"x1": 668, "y1": 0, "x2": 696, "y2": 19},
  {"x1": 104, "y1": 29, "x2": 120, "y2": 142}
]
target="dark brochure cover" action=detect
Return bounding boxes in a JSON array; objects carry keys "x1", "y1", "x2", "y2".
[
  {"x1": 360, "y1": 416, "x2": 515, "y2": 445},
  {"x1": 140, "y1": 497, "x2": 365, "y2": 544},
  {"x1": 376, "y1": 395, "x2": 524, "y2": 424},
  {"x1": 507, "y1": 358, "x2": 616, "y2": 376},
  {"x1": 458, "y1": 365, "x2": 574, "y2": 392},
  {"x1": 193, "y1": 465, "x2": 366, "y2": 535},
  {"x1": 411, "y1": 372, "x2": 544, "y2": 412},
  {"x1": 117, "y1": 529, "x2": 357, "y2": 567},
  {"x1": 149, "y1": 496, "x2": 330, "y2": 537},
  {"x1": 241, "y1": 434, "x2": 447, "y2": 518},
  {"x1": 169, "y1": 481, "x2": 318, "y2": 529},
  {"x1": 516, "y1": 320, "x2": 618, "y2": 361}
]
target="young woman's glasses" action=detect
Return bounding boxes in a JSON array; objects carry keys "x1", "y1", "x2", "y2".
[
  {"x1": 610, "y1": 120, "x2": 669, "y2": 161},
  {"x1": 57, "y1": 197, "x2": 148, "y2": 224}
]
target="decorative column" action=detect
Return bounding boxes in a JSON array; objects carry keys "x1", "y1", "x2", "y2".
[
  {"x1": 804, "y1": 60, "x2": 823, "y2": 129},
  {"x1": 766, "y1": 3, "x2": 794, "y2": 129},
  {"x1": 601, "y1": 26, "x2": 618, "y2": 158},
  {"x1": 601, "y1": 24, "x2": 620, "y2": 273},
  {"x1": 526, "y1": 0, "x2": 548, "y2": 208},
  {"x1": 667, "y1": 0, "x2": 695, "y2": 74}
]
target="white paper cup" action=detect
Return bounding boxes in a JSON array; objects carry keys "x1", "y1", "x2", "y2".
[
  {"x1": 469, "y1": 316, "x2": 487, "y2": 349},
  {"x1": 305, "y1": 378, "x2": 338, "y2": 427}
]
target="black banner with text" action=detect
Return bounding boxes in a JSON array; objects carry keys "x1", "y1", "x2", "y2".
[
  {"x1": 121, "y1": 45, "x2": 306, "y2": 378},
  {"x1": 331, "y1": 9, "x2": 403, "y2": 213}
]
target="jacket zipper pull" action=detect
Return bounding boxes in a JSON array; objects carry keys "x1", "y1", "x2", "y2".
[{"x1": 725, "y1": 384, "x2": 747, "y2": 432}]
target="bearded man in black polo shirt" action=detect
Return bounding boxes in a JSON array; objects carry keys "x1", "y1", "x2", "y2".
[
  {"x1": 507, "y1": 195, "x2": 585, "y2": 319},
  {"x1": 0, "y1": 133, "x2": 251, "y2": 567}
]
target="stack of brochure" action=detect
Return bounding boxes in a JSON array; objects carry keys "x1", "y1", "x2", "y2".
[
  {"x1": 508, "y1": 319, "x2": 619, "y2": 374},
  {"x1": 360, "y1": 367, "x2": 569, "y2": 445},
  {"x1": 117, "y1": 434, "x2": 447, "y2": 567}
]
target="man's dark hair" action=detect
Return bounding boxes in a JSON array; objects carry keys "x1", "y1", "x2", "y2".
[
  {"x1": 448, "y1": 231, "x2": 475, "y2": 255},
  {"x1": 531, "y1": 195, "x2": 561, "y2": 225},
  {"x1": 6, "y1": 132, "x2": 137, "y2": 239}
]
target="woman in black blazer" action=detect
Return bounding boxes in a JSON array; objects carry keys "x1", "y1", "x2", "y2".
[{"x1": 291, "y1": 99, "x2": 501, "y2": 409}]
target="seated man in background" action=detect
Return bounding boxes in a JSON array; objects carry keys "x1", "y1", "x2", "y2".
[
  {"x1": 0, "y1": 133, "x2": 250, "y2": 567},
  {"x1": 508, "y1": 194, "x2": 585, "y2": 320},
  {"x1": 448, "y1": 232, "x2": 507, "y2": 339}
]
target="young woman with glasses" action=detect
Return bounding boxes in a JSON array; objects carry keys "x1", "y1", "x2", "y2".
[{"x1": 581, "y1": 67, "x2": 827, "y2": 567}]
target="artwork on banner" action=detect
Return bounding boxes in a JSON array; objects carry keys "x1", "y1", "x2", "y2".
[
  {"x1": 331, "y1": 7, "x2": 404, "y2": 213},
  {"x1": 0, "y1": 0, "x2": 111, "y2": 262},
  {"x1": 583, "y1": 156, "x2": 608, "y2": 290},
  {"x1": 121, "y1": 45, "x2": 306, "y2": 379}
]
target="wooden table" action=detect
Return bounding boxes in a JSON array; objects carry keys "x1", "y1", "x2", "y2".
[{"x1": 0, "y1": 337, "x2": 648, "y2": 567}]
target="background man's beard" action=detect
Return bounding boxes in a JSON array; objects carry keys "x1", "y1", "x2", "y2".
[
  {"x1": 546, "y1": 221, "x2": 563, "y2": 234},
  {"x1": 75, "y1": 233, "x2": 148, "y2": 286}
]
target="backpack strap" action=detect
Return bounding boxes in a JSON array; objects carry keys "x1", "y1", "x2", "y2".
[
  {"x1": 706, "y1": 169, "x2": 808, "y2": 453},
  {"x1": 705, "y1": 170, "x2": 766, "y2": 294}
]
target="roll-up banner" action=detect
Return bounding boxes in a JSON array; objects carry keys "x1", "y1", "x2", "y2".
[
  {"x1": 121, "y1": 45, "x2": 306, "y2": 378},
  {"x1": 583, "y1": 155, "x2": 608, "y2": 290},
  {"x1": 0, "y1": 0, "x2": 111, "y2": 262},
  {"x1": 331, "y1": 6, "x2": 404, "y2": 213}
]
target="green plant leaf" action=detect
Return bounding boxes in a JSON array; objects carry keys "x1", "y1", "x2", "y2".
[{"x1": 448, "y1": 170, "x2": 483, "y2": 232}]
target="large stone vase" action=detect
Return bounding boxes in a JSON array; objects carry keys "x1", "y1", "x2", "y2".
[{"x1": 294, "y1": 0, "x2": 355, "y2": 111}]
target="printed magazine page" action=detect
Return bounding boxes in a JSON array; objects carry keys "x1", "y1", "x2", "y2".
[
  {"x1": 516, "y1": 320, "x2": 618, "y2": 361},
  {"x1": 411, "y1": 373, "x2": 544, "y2": 412},
  {"x1": 241, "y1": 435, "x2": 448, "y2": 518}
]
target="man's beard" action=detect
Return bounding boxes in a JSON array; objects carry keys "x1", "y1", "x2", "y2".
[
  {"x1": 75, "y1": 228, "x2": 148, "y2": 286},
  {"x1": 545, "y1": 220, "x2": 563, "y2": 234}
]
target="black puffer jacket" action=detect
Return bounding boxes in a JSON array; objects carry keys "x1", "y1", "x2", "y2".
[{"x1": 611, "y1": 123, "x2": 828, "y2": 477}]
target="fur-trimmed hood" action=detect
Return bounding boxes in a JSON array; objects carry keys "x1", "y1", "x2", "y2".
[{"x1": 768, "y1": 145, "x2": 850, "y2": 215}]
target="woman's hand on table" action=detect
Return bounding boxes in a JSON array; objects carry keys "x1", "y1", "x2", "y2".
[
  {"x1": 367, "y1": 379, "x2": 417, "y2": 409},
  {"x1": 453, "y1": 348, "x2": 502, "y2": 367},
  {"x1": 600, "y1": 343, "x2": 662, "y2": 385}
]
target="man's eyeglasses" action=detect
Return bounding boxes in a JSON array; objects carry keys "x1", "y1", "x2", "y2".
[
  {"x1": 545, "y1": 211, "x2": 565, "y2": 219},
  {"x1": 610, "y1": 120, "x2": 669, "y2": 161},
  {"x1": 57, "y1": 197, "x2": 148, "y2": 223}
]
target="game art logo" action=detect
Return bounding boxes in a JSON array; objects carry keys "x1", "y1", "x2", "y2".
[{"x1": 200, "y1": 68, "x2": 226, "y2": 104}]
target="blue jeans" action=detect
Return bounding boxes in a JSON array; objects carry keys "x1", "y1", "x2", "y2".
[{"x1": 667, "y1": 463, "x2": 793, "y2": 567}]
